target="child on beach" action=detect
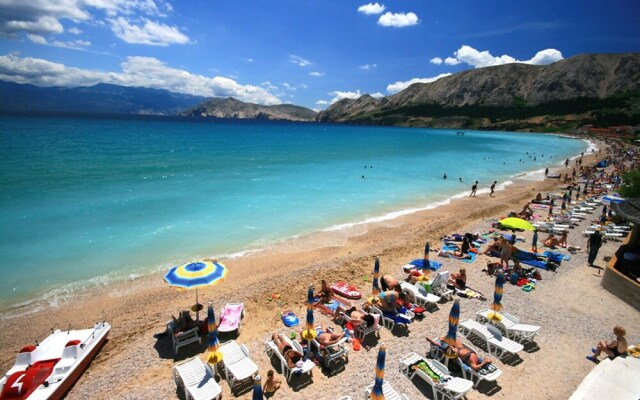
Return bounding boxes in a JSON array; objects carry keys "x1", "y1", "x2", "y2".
[
  {"x1": 587, "y1": 326, "x2": 628, "y2": 363},
  {"x1": 263, "y1": 369, "x2": 282, "y2": 396}
]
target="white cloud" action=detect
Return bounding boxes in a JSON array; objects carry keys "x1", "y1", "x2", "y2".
[
  {"x1": 68, "y1": 27, "x2": 82, "y2": 35},
  {"x1": 359, "y1": 63, "x2": 377, "y2": 70},
  {"x1": 0, "y1": 53, "x2": 282, "y2": 105},
  {"x1": 309, "y1": 71, "x2": 325, "y2": 76},
  {"x1": 27, "y1": 34, "x2": 91, "y2": 50},
  {"x1": 370, "y1": 92, "x2": 385, "y2": 98},
  {"x1": 442, "y1": 45, "x2": 564, "y2": 68},
  {"x1": 430, "y1": 57, "x2": 443, "y2": 65},
  {"x1": 3, "y1": 15, "x2": 64, "y2": 35},
  {"x1": 315, "y1": 99, "x2": 329, "y2": 105},
  {"x1": 444, "y1": 57, "x2": 460, "y2": 65},
  {"x1": 329, "y1": 90, "x2": 362, "y2": 104},
  {"x1": 109, "y1": 17, "x2": 189, "y2": 46},
  {"x1": 378, "y1": 12, "x2": 418, "y2": 27},
  {"x1": 358, "y1": 3, "x2": 386, "y2": 15},
  {"x1": 289, "y1": 54, "x2": 311, "y2": 67},
  {"x1": 244, "y1": 57, "x2": 254, "y2": 63},
  {"x1": 386, "y1": 73, "x2": 452, "y2": 93}
]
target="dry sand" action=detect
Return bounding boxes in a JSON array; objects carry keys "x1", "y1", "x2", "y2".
[{"x1": 1, "y1": 143, "x2": 639, "y2": 400}]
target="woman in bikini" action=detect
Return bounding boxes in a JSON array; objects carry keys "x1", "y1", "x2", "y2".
[
  {"x1": 426, "y1": 336, "x2": 493, "y2": 371},
  {"x1": 271, "y1": 333, "x2": 303, "y2": 369}
]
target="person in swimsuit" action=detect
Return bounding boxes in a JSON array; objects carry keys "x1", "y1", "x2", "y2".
[
  {"x1": 448, "y1": 268, "x2": 467, "y2": 290},
  {"x1": 543, "y1": 233, "x2": 559, "y2": 249},
  {"x1": 271, "y1": 333, "x2": 303, "y2": 369},
  {"x1": 263, "y1": 369, "x2": 281, "y2": 397},
  {"x1": 587, "y1": 326, "x2": 628, "y2": 363},
  {"x1": 333, "y1": 305, "x2": 375, "y2": 327},
  {"x1": 374, "y1": 290, "x2": 404, "y2": 313},
  {"x1": 313, "y1": 322, "x2": 346, "y2": 346},
  {"x1": 426, "y1": 336, "x2": 493, "y2": 371},
  {"x1": 380, "y1": 274, "x2": 401, "y2": 292},
  {"x1": 313, "y1": 280, "x2": 332, "y2": 305}
]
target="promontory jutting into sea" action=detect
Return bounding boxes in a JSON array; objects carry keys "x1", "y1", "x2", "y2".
[{"x1": 0, "y1": 115, "x2": 585, "y2": 309}]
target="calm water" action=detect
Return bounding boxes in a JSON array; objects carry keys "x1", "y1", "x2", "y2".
[{"x1": 0, "y1": 115, "x2": 586, "y2": 311}]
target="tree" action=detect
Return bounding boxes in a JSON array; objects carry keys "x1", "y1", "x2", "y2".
[{"x1": 619, "y1": 169, "x2": 640, "y2": 198}]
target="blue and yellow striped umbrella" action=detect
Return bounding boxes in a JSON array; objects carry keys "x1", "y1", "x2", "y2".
[
  {"x1": 444, "y1": 299, "x2": 460, "y2": 358},
  {"x1": 252, "y1": 375, "x2": 264, "y2": 400},
  {"x1": 301, "y1": 285, "x2": 317, "y2": 340},
  {"x1": 206, "y1": 302, "x2": 223, "y2": 364},
  {"x1": 372, "y1": 257, "x2": 381, "y2": 296},
  {"x1": 489, "y1": 272, "x2": 504, "y2": 321},
  {"x1": 371, "y1": 343, "x2": 386, "y2": 400},
  {"x1": 164, "y1": 260, "x2": 228, "y2": 320}
]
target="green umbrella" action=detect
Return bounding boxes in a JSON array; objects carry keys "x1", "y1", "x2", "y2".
[{"x1": 499, "y1": 217, "x2": 534, "y2": 231}]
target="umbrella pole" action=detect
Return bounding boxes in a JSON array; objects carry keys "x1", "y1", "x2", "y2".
[{"x1": 196, "y1": 288, "x2": 200, "y2": 322}]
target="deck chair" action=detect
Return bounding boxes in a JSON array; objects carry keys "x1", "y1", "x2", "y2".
[
  {"x1": 364, "y1": 381, "x2": 409, "y2": 400},
  {"x1": 218, "y1": 340, "x2": 258, "y2": 392},
  {"x1": 400, "y1": 281, "x2": 441, "y2": 310},
  {"x1": 335, "y1": 310, "x2": 380, "y2": 341},
  {"x1": 458, "y1": 319, "x2": 524, "y2": 359},
  {"x1": 475, "y1": 309, "x2": 540, "y2": 343},
  {"x1": 399, "y1": 352, "x2": 473, "y2": 400},
  {"x1": 167, "y1": 318, "x2": 201, "y2": 355},
  {"x1": 430, "y1": 271, "x2": 454, "y2": 300},
  {"x1": 309, "y1": 325, "x2": 349, "y2": 369},
  {"x1": 428, "y1": 338, "x2": 502, "y2": 388},
  {"x1": 264, "y1": 336, "x2": 315, "y2": 381},
  {"x1": 173, "y1": 356, "x2": 223, "y2": 400},
  {"x1": 368, "y1": 305, "x2": 413, "y2": 332},
  {"x1": 218, "y1": 303, "x2": 244, "y2": 336}
]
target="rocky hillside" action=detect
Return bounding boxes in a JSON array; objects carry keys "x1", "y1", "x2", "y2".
[
  {"x1": 183, "y1": 97, "x2": 317, "y2": 121},
  {"x1": 316, "y1": 53, "x2": 640, "y2": 130}
]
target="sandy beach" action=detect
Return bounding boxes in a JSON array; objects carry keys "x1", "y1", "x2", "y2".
[{"x1": 1, "y1": 143, "x2": 638, "y2": 400}]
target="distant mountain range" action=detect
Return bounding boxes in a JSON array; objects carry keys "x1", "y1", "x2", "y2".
[
  {"x1": 2, "y1": 53, "x2": 638, "y2": 130},
  {"x1": 0, "y1": 81, "x2": 209, "y2": 115},
  {"x1": 316, "y1": 53, "x2": 640, "y2": 131},
  {"x1": 181, "y1": 97, "x2": 317, "y2": 121}
]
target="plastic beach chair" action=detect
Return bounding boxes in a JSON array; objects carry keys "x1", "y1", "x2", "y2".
[
  {"x1": 218, "y1": 303, "x2": 244, "y2": 335},
  {"x1": 364, "y1": 381, "x2": 409, "y2": 400},
  {"x1": 218, "y1": 340, "x2": 258, "y2": 393},
  {"x1": 475, "y1": 309, "x2": 540, "y2": 343},
  {"x1": 264, "y1": 336, "x2": 315, "y2": 381},
  {"x1": 309, "y1": 325, "x2": 349, "y2": 369},
  {"x1": 428, "y1": 338, "x2": 502, "y2": 388},
  {"x1": 400, "y1": 281, "x2": 441, "y2": 311},
  {"x1": 173, "y1": 356, "x2": 223, "y2": 400},
  {"x1": 458, "y1": 319, "x2": 524, "y2": 359},
  {"x1": 399, "y1": 352, "x2": 473, "y2": 399}
]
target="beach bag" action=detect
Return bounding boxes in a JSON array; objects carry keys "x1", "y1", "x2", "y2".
[{"x1": 510, "y1": 273, "x2": 519, "y2": 285}]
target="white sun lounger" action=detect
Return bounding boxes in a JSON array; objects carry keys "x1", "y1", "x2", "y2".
[
  {"x1": 399, "y1": 352, "x2": 473, "y2": 400},
  {"x1": 218, "y1": 303, "x2": 244, "y2": 335},
  {"x1": 475, "y1": 309, "x2": 540, "y2": 343},
  {"x1": 310, "y1": 325, "x2": 349, "y2": 369},
  {"x1": 335, "y1": 310, "x2": 380, "y2": 341},
  {"x1": 458, "y1": 319, "x2": 524, "y2": 359},
  {"x1": 218, "y1": 340, "x2": 258, "y2": 392},
  {"x1": 167, "y1": 319, "x2": 201, "y2": 355},
  {"x1": 173, "y1": 356, "x2": 223, "y2": 400},
  {"x1": 364, "y1": 381, "x2": 409, "y2": 400},
  {"x1": 428, "y1": 338, "x2": 502, "y2": 388},
  {"x1": 429, "y1": 271, "x2": 454, "y2": 300},
  {"x1": 400, "y1": 281, "x2": 441, "y2": 309},
  {"x1": 368, "y1": 305, "x2": 414, "y2": 332},
  {"x1": 264, "y1": 336, "x2": 315, "y2": 381}
]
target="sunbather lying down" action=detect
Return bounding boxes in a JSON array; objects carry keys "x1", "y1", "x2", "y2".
[
  {"x1": 426, "y1": 336, "x2": 493, "y2": 371},
  {"x1": 272, "y1": 333, "x2": 303, "y2": 369},
  {"x1": 312, "y1": 322, "x2": 345, "y2": 346},
  {"x1": 333, "y1": 305, "x2": 375, "y2": 327}
]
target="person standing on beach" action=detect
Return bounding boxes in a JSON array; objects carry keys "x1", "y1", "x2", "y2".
[
  {"x1": 470, "y1": 181, "x2": 478, "y2": 197},
  {"x1": 545, "y1": 167, "x2": 549, "y2": 177},
  {"x1": 587, "y1": 230, "x2": 603, "y2": 267},
  {"x1": 490, "y1": 181, "x2": 497, "y2": 197},
  {"x1": 532, "y1": 229, "x2": 538, "y2": 253}
]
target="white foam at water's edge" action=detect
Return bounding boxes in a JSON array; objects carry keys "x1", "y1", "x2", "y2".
[{"x1": 0, "y1": 136, "x2": 590, "y2": 318}]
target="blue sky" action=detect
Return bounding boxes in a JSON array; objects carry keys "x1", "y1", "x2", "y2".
[{"x1": 0, "y1": 0, "x2": 638, "y2": 110}]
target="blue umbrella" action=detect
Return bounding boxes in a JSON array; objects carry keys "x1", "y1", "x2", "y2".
[
  {"x1": 164, "y1": 260, "x2": 228, "y2": 320},
  {"x1": 489, "y1": 272, "x2": 504, "y2": 321},
  {"x1": 206, "y1": 302, "x2": 223, "y2": 365},
  {"x1": 301, "y1": 285, "x2": 317, "y2": 341},
  {"x1": 444, "y1": 299, "x2": 460, "y2": 358},
  {"x1": 371, "y1": 344, "x2": 386, "y2": 400},
  {"x1": 252, "y1": 375, "x2": 264, "y2": 400},
  {"x1": 372, "y1": 256, "x2": 381, "y2": 296}
]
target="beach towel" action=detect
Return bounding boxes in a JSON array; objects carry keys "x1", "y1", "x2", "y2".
[
  {"x1": 331, "y1": 281, "x2": 362, "y2": 299},
  {"x1": 281, "y1": 310, "x2": 299, "y2": 327},
  {"x1": 403, "y1": 259, "x2": 443, "y2": 271},
  {"x1": 543, "y1": 251, "x2": 569, "y2": 262},
  {"x1": 511, "y1": 250, "x2": 553, "y2": 271},
  {"x1": 382, "y1": 311, "x2": 412, "y2": 325},
  {"x1": 442, "y1": 244, "x2": 477, "y2": 263},
  {"x1": 314, "y1": 296, "x2": 350, "y2": 317}
]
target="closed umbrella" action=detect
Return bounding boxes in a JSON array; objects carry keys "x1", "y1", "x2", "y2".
[
  {"x1": 371, "y1": 343, "x2": 386, "y2": 400},
  {"x1": 252, "y1": 375, "x2": 264, "y2": 400},
  {"x1": 499, "y1": 217, "x2": 534, "y2": 231},
  {"x1": 164, "y1": 259, "x2": 228, "y2": 321},
  {"x1": 301, "y1": 285, "x2": 317, "y2": 359},
  {"x1": 489, "y1": 272, "x2": 504, "y2": 321},
  {"x1": 372, "y1": 256, "x2": 381, "y2": 296},
  {"x1": 206, "y1": 302, "x2": 223, "y2": 374},
  {"x1": 443, "y1": 299, "x2": 460, "y2": 358}
]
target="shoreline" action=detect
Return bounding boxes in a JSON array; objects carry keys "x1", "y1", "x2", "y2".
[{"x1": 0, "y1": 137, "x2": 591, "y2": 317}]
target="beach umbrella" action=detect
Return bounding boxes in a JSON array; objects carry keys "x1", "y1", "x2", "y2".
[
  {"x1": 371, "y1": 343, "x2": 386, "y2": 400},
  {"x1": 443, "y1": 299, "x2": 460, "y2": 359},
  {"x1": 252, "y1": 375, "x2": 264, "y2": 400},
  {"x1": 499, "y1": 217, "x2": 534, "y2": 231},
  {"x1": 301, "y1": 285, "x2": 317, "y2": 342},
  {"x1": 489, "y1": 272, "x2": 504, "y2": 321},
  {"x1": 164, "y1": 259, "x2": 228, "y2": 320},
  {"x1": 372, "y1": 256, "x2": 381, "y2": 296},
  {"x1": 206, "y1": 302, "x2": 223, "y2": 372}
]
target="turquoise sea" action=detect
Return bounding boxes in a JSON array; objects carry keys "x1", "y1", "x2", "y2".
[{"x1": 0, "y1": 115, "x2": 587, "y2": 312}]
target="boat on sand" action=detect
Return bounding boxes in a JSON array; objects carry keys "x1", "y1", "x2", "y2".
[{"x1": 0, "y1": 321, "x2": 110, "y2": 400}]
